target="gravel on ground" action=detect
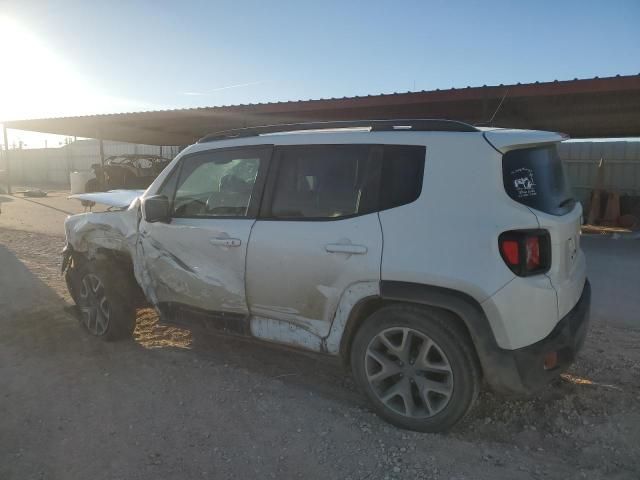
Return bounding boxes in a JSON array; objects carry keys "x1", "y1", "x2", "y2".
[{"x1": 1, "y1": 192, "x2": 639, "y2": 480}]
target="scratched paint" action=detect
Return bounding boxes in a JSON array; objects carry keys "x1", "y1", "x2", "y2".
[
  {"x1": 69, "y1": 189, "x2": 145, "y2": 208},
  {"x1": 65, "y1": 192, "x2": 380, "y2": 356},
  {"x1": 250, "y1": 316, "x2": 324, "y2": 351},
  {"x1": 64, "y1": 204, "x2": 139, "y2": 259},
  {"x1": 324, "y1": 281, "x2": 379, "y2": 354},
  {"x1": 137, "y1": 217, "x2": 253, "y2": 314}
]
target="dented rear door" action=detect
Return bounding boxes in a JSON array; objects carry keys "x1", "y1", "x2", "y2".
[{"x1": 245, "y1": 144, "x2": 383, "y2": 338}]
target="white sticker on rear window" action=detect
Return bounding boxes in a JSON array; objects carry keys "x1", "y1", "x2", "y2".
[{"x1": 510, "y1": 167, "x2": 537, "y2": 198}]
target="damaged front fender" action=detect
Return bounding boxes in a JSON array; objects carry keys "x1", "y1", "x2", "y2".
[
  {"x1": 63, "y1": 199, "x2": 147, "y2": 293},
  {"x1": 61, "y1": 244, "x2": 73, "y2": 274},
  {"x1": 64, "y1": 207, "x2": 139, "y2": 258}
]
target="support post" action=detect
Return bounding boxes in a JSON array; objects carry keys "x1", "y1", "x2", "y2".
[
  {"x1": 2, "y1": 124, "x2": 10, "y2": 194},
  {"x1": 99, "y1": 137, "x2": 105, "y2": 188},
  {"x1": 65, "y1": 139, "x2": 72, "y2": 188}
]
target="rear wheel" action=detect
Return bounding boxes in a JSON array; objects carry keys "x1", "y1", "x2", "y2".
[
  {"x1": 350, "y1": 305, "x2": 481, "y2": 432},
  {"x1": 66, "y1": 259, "x2": 135, "y2": 341}
]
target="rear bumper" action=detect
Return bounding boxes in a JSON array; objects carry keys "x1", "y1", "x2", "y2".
[{"x1": 484, "y1": 279, "x2": 591, "y2": 395}]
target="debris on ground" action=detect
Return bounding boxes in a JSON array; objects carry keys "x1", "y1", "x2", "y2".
[
  {"x1": 0, "y1": 214, "x2": 639, "y2": 479},
  {"x1": 21, "y1": 189, "x2": 48, "y2": 197},
  {"x1": 582, "y1": 224, "x2": 631, "y2": 235}
]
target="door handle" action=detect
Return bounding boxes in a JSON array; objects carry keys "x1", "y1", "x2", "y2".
[
  {"x1": 210, "y1": 237, "x2": 241, "y2": 247},
  {"x1": 325, "y1": 244, "x2": 367, "y2": 254}
]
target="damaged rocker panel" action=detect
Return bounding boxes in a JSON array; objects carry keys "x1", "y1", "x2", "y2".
[
  {"x1": 65, "y1": 204, "x2": 382, "y2": 357},
  {"x1": 160, "y1": 302, "x2": 249, "y2": 336}
]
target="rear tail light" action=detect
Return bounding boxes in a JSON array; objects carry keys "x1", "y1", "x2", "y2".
[
  {"x1": 499, "y1": 230, "x2": 550, "y2": 276},
  {"x1": 501, "y1": 240, "x2": 520, "y2": 265},
  {"x1": 525, "y1": 236, "x2": 540, "y2": 270}
]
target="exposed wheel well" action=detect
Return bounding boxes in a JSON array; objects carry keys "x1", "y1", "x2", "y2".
[
  {"x1": 339, "y1": 296, "x2": 388, "y2": 362},
  {"x1": 339, "y1": 297, "x2": 480, "y2": 373},
  {"x1": 69, "y1": 247, "x2": 146, "y2": 307}
]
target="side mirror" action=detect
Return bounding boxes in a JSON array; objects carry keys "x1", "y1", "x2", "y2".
[{"x1": 142, "y1": 195, "x2": 170, "y2": 223}]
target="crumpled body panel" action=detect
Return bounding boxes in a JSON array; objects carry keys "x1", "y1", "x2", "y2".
[
  {"x1": 69, "y1": 189, "x2": 145, "y2": 209},
  {"x1": 135, "y1": 218, "x2": 252, "y2": 313},
  {"x1": 64, "y1": 200, "x2": 152, "y2": 302},
  {"x1": 64, "y1": 202, "x2": 379, "y2": 356}
]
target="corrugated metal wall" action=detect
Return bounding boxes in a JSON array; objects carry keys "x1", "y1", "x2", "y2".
[
  {"x1": 0, "y1": 140, "x2": 180, "y2": 187},
  {"x1": 559, "y1": 140, "x2": 640, "y2": 205},
  {"x1": 2, "y1": 139, "x2": 639, "y2": 195}
]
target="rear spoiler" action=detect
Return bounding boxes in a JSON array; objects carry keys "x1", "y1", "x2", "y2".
[{"x1": 483, "y1": 129, "x2": 568, "y2": 154}]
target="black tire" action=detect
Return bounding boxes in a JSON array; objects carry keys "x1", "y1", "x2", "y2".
[
  {"x1": 350, "y1": 304, "x2": 481, "y2": 433},
  {"x1": 66, "y1": 258, "x2": 136, "y2": 341},
  {"x1": 84, "y1": 178, "x2": 100, "y2": 192}
]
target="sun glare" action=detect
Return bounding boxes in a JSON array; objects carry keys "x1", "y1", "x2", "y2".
[
  {"x1": 0, "y1": 15, "x2": 156, "y2": 124},
  {"x1": 0, "y1": 16, "x2": 88, "y2": 120}
]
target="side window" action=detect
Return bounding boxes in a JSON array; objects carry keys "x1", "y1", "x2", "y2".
[
  {"x1": 172, "y1": 148, "x2": 267, "y2": 218},
  {"x1": 270, "y1": 145, "x2": 381, "y2": 219},
  {"x1": 380, "y1": 145, "x2": 426, "y2": 210}
]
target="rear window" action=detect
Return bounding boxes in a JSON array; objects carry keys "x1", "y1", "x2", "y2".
[
  {"x1": 380, "y1": 145, "x2": 426, "y2": 210},
  {"x1": 502, "y1": 145, "x2": 575, "y2": 216}
]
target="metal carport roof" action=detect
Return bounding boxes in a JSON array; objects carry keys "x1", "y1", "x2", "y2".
[{"x1": 4, "y1": 74, "x2": 640, "y2": 145}]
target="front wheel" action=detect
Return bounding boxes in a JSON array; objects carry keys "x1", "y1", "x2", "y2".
[
  {"x1": 66, "y1": 259, "x2": 136, "y2": 341},
  {"x1": 350, "y1": 305, "x2": 481, "y2": 432}
]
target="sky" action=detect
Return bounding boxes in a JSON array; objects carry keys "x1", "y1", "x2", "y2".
[{"x1": 0, "y1": 0, "x2": 639, "y2": 147}]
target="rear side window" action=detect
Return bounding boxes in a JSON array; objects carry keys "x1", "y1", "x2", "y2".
[
  {"x1": 380, "y1": 145, "x2": 426, "y2": 210},
  {"x1": 502, "y1": 145, "x2": 575, "y2": 216},
  {"x1": 270, "y1": 145, "x2": 381, "y2": 219}
]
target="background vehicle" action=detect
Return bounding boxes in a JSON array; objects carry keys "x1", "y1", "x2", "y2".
[
  {"x1": 85, "y1": 154, "x2": 170, "y2": 192},
  {"x1": 64, "y1": 119, "x2": 590, "y2": 432}
]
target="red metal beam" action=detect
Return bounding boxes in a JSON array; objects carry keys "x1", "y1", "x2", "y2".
[{"x1": 4, "y1": 74, "x2": 640, "y2": 144}]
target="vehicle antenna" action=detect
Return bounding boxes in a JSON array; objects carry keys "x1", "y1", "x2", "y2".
[{"x1": 487, "y1": 88, "x2": 509, "y2": 126}]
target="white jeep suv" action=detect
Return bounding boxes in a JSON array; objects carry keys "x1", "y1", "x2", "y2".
[{"x1": 63, "y1": 119, "x2": 590, "y2": 432}]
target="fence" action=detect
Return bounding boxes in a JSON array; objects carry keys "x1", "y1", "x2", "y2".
[
  {"x1": 1, "y1": 139, "x2": 639, "y2": 197},
  {"x1": 558, "y1": 140, "x2": 640, "y2": 206},
  {"x1": 0, "y1": 140, "x2": 180, "y2": 188}
]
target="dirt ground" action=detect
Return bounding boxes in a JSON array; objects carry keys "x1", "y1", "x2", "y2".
[{"x1": 1, "y1": 191, "x2": 639, "y2": 480}]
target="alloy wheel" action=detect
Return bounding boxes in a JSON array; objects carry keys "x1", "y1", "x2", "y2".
[
  {"x1": 365, "y1": 327, "x2": 454, "y2": 418},
  {"x1": 78, "y1": 273, "x2": 110, "y2": 336}
]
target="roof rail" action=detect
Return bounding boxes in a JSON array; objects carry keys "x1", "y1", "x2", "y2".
[{"x1": 198, "y1": 119, "x2": 478, "y2": 143}]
